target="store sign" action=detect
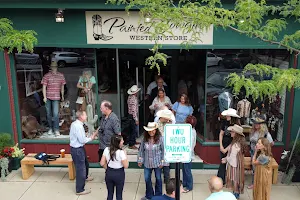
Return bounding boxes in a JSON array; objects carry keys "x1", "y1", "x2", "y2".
[
  {"x1": 85, "y1": 11, "x2": 213, "y2": 45},
  {"x1": 164, "y1": 124, "x2": 192, "y2": 163}
]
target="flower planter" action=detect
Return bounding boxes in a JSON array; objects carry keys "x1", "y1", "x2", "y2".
[
  {"x1": 292, "y1": 171, "x2": 300, "y2": 182},
  {"x1": 8, "y1": 158, "x2": 13, "y2": 172},
  {"x1": 11, "y1": 157, "x2": 22, "y2": 170}
]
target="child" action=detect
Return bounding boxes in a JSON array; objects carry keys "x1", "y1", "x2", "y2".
[
  {"x1": 138, "y1": 122, "x2": 164, "y2": 200},
  {"x1": 252, "y1": 138, "x2": 273, "y2": 200},
  {"x1": 221, "y1": 124, "x2": 246, "y2": 199}
]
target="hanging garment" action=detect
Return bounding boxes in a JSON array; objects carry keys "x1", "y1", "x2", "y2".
[
  {"x1": 218, "y1": 92, "x2": 233, "y2": 112},
  {"x1": 237, "y1": 99, "x2": 251, "y2": 118}
]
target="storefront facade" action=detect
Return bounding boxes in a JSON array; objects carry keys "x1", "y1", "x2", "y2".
[{"x1": 0, "y1": 0, "x2": 299, "y2": 168}]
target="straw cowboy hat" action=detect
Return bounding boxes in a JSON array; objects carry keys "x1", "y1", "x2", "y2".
[
  {"x1": 156, "y1": 109, "x2": 175, "y2": 122},
  {"x1": 227, "y1": 124, "x2": 245, "y2": 137},
  {"x1": 251, "y1": 117, "x2": 266, "y2": 124},
  {"x1": 50, "y1": 61, "x2": 58, "y2": 68},
  {"x1": 143, "y1": 122, "x2": 158, "y2": 132},
  {"x1": 221, "y1": 108, "x2": 240, "y2": 118},
  {"x1": 127, "y1": 85, "x2": 141, "y2": 95}
]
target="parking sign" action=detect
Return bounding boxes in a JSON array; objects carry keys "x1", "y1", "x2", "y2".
[{"x1": 164, "y1": 124, "x2": 192, "y2": 163}]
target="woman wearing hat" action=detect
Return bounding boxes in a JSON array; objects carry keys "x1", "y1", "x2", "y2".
[
  {"x1": 248, "y1": 117, "x2": 274, "y2": 189},
  {"x1": 127, "y1": 85, "x2": 141, "y2": 149},
  {"x1": 217, "y1": 108, "x2": 240, "y2": 183},
  {"x1": 221, "y1": 124, "x2": 246, "y2": 199},
  {"x1": 138, "y1": 122, "x2": 164, "y2": 200}
]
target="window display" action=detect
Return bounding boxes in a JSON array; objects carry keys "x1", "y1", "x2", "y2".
[
  {"x1": 205, "y1": 49, "x2": 289, "y2": 142},
  {"x1": 15, "y1": 48, "x2": 96, "y2": 139}
]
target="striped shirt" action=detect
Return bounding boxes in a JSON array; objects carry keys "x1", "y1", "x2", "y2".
[
  {"x1": 127, "y1": 94, "x2": 138, "y2": 121},
  {"x1": 138, "y1": 136, "x2": 164, "y2": 168},
  {"x1": 99, "y1": 112, "x2": 121, "y2": 150},
  {"x1": 41, "y1": 71, "x2": 66, "y2": 100}
]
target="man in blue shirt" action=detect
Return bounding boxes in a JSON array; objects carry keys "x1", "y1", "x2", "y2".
[
  {"x1": 205, "y1": 176, "x2": 236, "y2": 200},
  {"x1": 151, "y1": 178, "x2": 183, "y2": 200},
  {"x1": 70, "y1": 110, "x2": 98, "y2": 195}
]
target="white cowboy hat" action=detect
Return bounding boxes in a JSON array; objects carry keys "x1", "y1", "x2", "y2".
[
  {"x1": 143, "y1": 122, "x2": 158, "y2": 132},
  {"x1": 156, "y1": 109, "x2": 175, "y2": 122},
  {"x1": 227, "y1": 124, "x2": 245, "y2": 137},
  {"x1": 221, "y1": 108, "x2": 240, "y2": 118},
  {"x1": 50, "y1": 61, "x2": 58, "y2": 68},
  {"x1": 127, "y1": 85, "x2": 141, "y2": 95}
]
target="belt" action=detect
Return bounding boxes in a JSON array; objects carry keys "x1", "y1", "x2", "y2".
[{"x1": 71, "y1": 146, "x2": 83, "y2": 149}]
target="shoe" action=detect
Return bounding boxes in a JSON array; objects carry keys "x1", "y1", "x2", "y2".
[
  {"x1": 183, "y1": 187, "x2": 191, "y2": 193},
  {"x1": 140, "y1": 197, "x2": 150, "y2": 200},
  {"x1": 47, "y1": 129, "x2": 53, "y2": 135},
  {"x1": 129, "y1": 145, "x2": 138, "y2": 150},
  {"x1": 54, "y1": 130, "x2": 60, "y2": 136},
  {"x1": 247, "y1": 184, "x2": 254, "y2": 189},
  {"x1": 86, "y1": 176, "x2": 94, "y2": 182},
  {"x1": 76, "y1": 189, "x2": 91, "y2": 195}
]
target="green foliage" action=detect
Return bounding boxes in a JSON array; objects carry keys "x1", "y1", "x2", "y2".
[
  {"x1": 0, "y1": 133, "x2": 13, "y2": 153},
  {"x1": 0, "y1": 18, "x2": 37, "y2": 53},
  {"x1": 107, "y1": 0, "x2": 300, "y2": 101}
]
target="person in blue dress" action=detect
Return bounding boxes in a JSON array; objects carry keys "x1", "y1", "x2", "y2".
[{"x1": 171, "y1": 94, "x2": 193, "y2": 124}]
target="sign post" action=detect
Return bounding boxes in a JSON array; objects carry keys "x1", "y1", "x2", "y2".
[{"x1": 164, "y1": 124, "x2": 192, "y2": 200}]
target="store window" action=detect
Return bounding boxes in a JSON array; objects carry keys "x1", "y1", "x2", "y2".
[
  {"x1": 15, "y1": 48, "x2": 96, "y2": 139},
  {"x1": 205, "y1": 49, "x2": 289, "y2": 142}
]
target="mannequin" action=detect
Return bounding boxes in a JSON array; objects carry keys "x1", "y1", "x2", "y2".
[
  {"x1": 237, "y1": 99, "x2": 251, "y2": 125},
  {"x1": 41, "y1": 61, "x2": 66, "y2": 137}
]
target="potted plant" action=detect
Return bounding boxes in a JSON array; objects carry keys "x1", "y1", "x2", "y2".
[
  {"x1": 11, "y1": 143, "x2": 25, "y2": 170},
  {"x1": 0, "y1": 155, "x2": 9, "y2": 181},
  {"x1": 0, "y1": 133, "x2": 13, "y2": 180}
]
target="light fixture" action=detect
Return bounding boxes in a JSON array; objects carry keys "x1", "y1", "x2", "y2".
[
  {"x1": 144, "y1": 13, "x2": 152, "y2": 23},
  {"x1": 56, "y1": 9, "x2": 64, "y2": 23},
  {"x1": 239, "y1": 19, "x2": 245, "y2": 23}
]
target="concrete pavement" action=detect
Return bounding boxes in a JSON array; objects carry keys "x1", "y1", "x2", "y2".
[{"x1": 1, "y1": 168, "x2": 299, "y2": 200}]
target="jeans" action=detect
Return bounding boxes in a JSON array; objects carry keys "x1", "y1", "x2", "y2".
[
  {"x1": 163, "y1": 166, "x2": 170, "y2": 183},
  {"x1": 182, "y1": 162, "x2": 193, "y2": 190},
  {"x1": 144, "y1": 167, "x2": 162, "y2": 199},
  {"x1": 45, "y1": 99, "x2": 59, "y2": 131},
  {"x1": 70, "y1": 147, "x2": 89, "y2": 193},
  {"x1": 105, "y1": 167, "x2": 125, "y2": 200},
  {"x1": 250, "y1": 149, "x2": 255, "y2": 184},
  {"x1": 217, "y1": 151, "x2": 228, "y2": 184},
  {"x1": 129, "y1": 123, "x2": 138, "y2": 146}
]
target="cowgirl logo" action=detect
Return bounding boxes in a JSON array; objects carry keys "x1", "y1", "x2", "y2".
[{"x1": 92, "y1": 14, "x2": 113, "y2": 41}]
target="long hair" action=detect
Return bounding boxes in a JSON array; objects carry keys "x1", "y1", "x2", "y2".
[
  {"x1": 156, "y1": 88, "x2": 165, "y2": 99},
  {"x1": 257, "y1": 137, "x2": 273, "y2": 158},
  {"x1": 231, "y1": 133, "x2": 247, "y2": 154},
  {"x1": 251, "y1": 123, "x2": 268, "y2": 138},
  {"x1": 109, "y1": 135, "x2": 123, "y2": 161},
  {"x1": 177, "y1": 93, "x2": 191, "y2": 106},
  {"x1": 143, "y1": 129, "x2": 161, "y2": 144}
]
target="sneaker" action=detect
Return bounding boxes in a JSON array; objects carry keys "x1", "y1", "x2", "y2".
[
  {"x1": 247, "y1": 184, "x2": 254, "y2": 189},
  {"x1": 47, "y1": 129, "x2": 53, "y2": 135},
  {"x1": 86, "y1": 176, "x2": 94, "y2": 182},
  {"x1": 76, "y1": 189, "x2": 91, "y2": 195},
  {"x1": 54, "y1": 130, "x2": 60, "y2": 137}
]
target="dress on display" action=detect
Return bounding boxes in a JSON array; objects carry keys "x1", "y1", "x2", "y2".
[{"x1": 218, "y1": 92, "x2": 233, "y2": 113}]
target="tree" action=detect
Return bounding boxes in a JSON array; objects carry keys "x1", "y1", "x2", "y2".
[
  {"x1": 0, "y1": 18, "x2": 37, "y2": 53},
  {"x1": 107, "y1": 0, "x2": 300, "y2": 101}
]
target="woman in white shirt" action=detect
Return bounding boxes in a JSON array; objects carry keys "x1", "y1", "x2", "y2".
[
  {"x1": 149, "y1": 88, "x2": 172, "y2": 116},
  {"x1": 100, "y1": 135, "x2": 129, "y2": 200}
]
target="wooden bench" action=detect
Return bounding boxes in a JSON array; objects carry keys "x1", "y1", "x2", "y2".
[
  {"x1": 244, "y1": 156, "x2": 279, "y2": 184},
  {"x1": 21, "y1": 153, "x2": 75, "y2": 180}
]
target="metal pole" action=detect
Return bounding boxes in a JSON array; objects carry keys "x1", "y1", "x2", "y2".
[
  {"x1": 175, "y1": 163, "x2": 181, "y2": 200},
  {"x1": 116, "y1": 48, "x2": 121, "y2": 119}
]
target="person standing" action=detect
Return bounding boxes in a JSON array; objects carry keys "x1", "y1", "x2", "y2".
[
  {"x1": 41, "y1": 61, "x2": 66, "y2": 136},
  {"x1": 172, "y1": 94, "x2": 193, "y2": 124},
  {"x1": 221, "y1": 124, "x2": 246, "y2": 199},
  {"x1": 100, "y1": 135, "x2": 129, "y2": 200},
  {"x1": 98, "y1": 100, "x2": 121, "y2": 161},
  {"x1": 181, "y1": 115, "x2": 197, "y2": 193},
  {"x1": 149, "y1": 88, "x2": 172, "y2": 116},
  {"x1": 69, "y1": 110, "x2": 98, "y2": 195},
  {"x1": 151, "y1": 178, "x2": 183, "y2": 200},
  {"x1": 217, "y1": 108, "x2": 240, "y2": 183},
  {"x1": 127, "y1": 85, "x2": 141, "y2": 149},
  {"x1": 138, "y1": 122, "x2": 164, "y2": 200},
  {"x1": 252, "y1": 138, "x2": 273, "y2": 200}
]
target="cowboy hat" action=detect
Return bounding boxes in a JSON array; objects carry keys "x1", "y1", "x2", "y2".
[
  {"x1": 227, "y1": 124, "x2": 245, "y2": 137},
  {"x1": 156, "y1": 109, "x2": 175, "y2": 122},
  {"x1": 143, "y1": 122, "x2": 158, "y2": 132},
  {"x1": 127, "y1": 85, "x2": 141, "y2": 95},
  {"x1": 251, "y1": 117, "x2": 266, "y2": 124},
  {"x1": 221, "y1": 108, "x2": 240, "y2": 118},
  {"x1": 50, "y1": 61, "x2": 58, "y2": 68}
]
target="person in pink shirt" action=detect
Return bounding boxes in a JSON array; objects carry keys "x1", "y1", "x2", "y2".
[{"x1": 41, "y1": 61, "x2": 66, "y2": 137}]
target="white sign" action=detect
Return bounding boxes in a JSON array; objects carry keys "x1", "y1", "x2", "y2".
[
  {"x1": 86, "y1": 11, "x2": 213, "y2": 45},
  {"x1": 164, "y1": 124, "x2": 192, "y2": 163}
]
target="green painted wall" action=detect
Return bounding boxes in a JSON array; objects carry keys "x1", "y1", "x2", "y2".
[{"x1": 0, "y1": 52, "x2": 13, "y2": 136}]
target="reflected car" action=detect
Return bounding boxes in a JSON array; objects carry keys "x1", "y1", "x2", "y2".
[
  {"x1": 51, "y1": 51, "x2": 84, "y2": 67},
  {"x1": 207, "y1": 52, "x2": 223, "y2": 67},
  {"x1": 15, "y1": 53, "x2": 42, "y2": 65},
  {"x1": 222, "y1": 53, "x2": 258, "y2": 69}
]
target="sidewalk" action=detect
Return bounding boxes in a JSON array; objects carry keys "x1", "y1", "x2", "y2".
[{"x1": 1, "y1": 168, "x2": 299, "y2": 200}]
